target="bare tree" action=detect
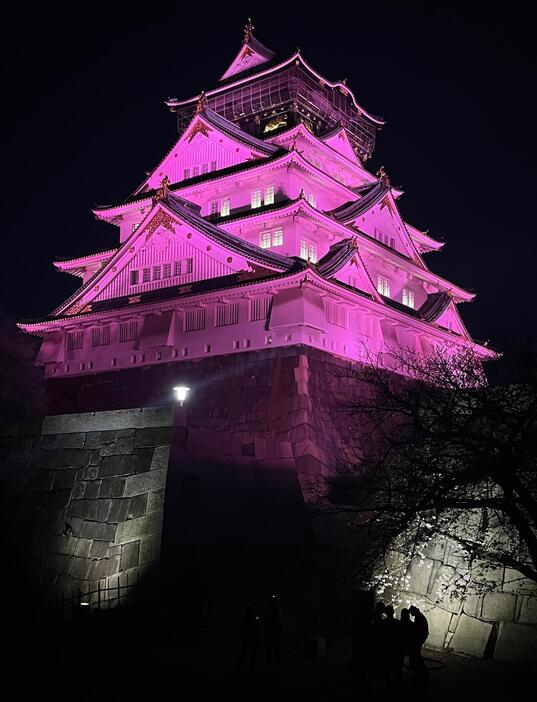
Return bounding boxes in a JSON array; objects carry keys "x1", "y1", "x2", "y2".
[{"x1": 326, "y1": 343, "x2": 537, "y2": 595}]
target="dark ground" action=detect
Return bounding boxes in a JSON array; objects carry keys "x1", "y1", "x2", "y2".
[{"x1": 8, "y1": 601, "x2": 536, "y2": 702}]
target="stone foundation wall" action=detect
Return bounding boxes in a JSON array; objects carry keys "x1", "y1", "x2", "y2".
[
  {"x1": 0, "y1": 407, "x2": 172, "y2": 606},
  {"x1": 382, "y1": 539, "x2": 537, "y2": 662}
]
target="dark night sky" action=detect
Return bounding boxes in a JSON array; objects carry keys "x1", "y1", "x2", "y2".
[{"x1": 1, "y1": 2, "x2": 535, "y2": 346}]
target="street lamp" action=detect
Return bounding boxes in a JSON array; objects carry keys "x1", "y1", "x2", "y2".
[{"x1": 173, "y1": 385, "x2": 190, "y2": 406}]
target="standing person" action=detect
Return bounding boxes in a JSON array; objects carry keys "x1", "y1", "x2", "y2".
[
  {"x1": 382, "y1": 605, "x2": 403, "y2": 682},
  {"x1": 371, "y1": 601, "x2": 386, "y2": 675},
  {"x1": 235, "y1": 606, "x2": 262, "y2": 674},
  {"x1": 399, "y1": 608, "x2": 414, "y2": 670},
  {"x1": 408, "y1": 605, "x2": 429, "y2": 674},
  {"x1": 264, "y1": 594, "x2": 283, "y2": 669}
]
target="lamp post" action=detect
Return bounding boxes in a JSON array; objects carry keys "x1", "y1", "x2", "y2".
[{"x1": 173, "y1": 385, "x2": 190, "y2": 406}]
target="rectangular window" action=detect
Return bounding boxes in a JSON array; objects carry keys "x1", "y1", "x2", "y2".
[
  {"x1": 220, "y1": 197, "x2": 230, "y2": 217},
  {"x1": 264, "y1": 185, "x2": 275, "y2": 205},
  {"x1": 211, "y1": 160, "x2": 217, "y2": 171},
  {"x1": 260, "y1": 231, "x2": 271, "y2": 249},
  {"x1": 91, "y1": 326, "x2": 110, "y2": 347},
  {"x1": 153, "y1": 266, "x2": 161, "y2": 281},
  {"x1": 377, "y1": 275, "x2": 391, "y2": 297},
  {"x1": 193, "y1": 166, "x2": 199, "y2": 177},
  {"x1": 174, "y1": 260, "x2": 182, "y2": 277},
  {"x1": 210, "y1": 200, "x2": 219, "y2": 215},
  {"x1": 130, "y1": 270, "x2": 139, "y2": 286},
  {"x1": 183, "y1": 258, "x2": 193, "y2": 274},
  {"x1": 250, "y1": 296, "x2": 271, "y2": 321},
  {"x1": 66, "y1": 330, "x2": 84, "y2": 351},
  {"x1": 184, "y1": 308, "x2": 205, "y2": 332},
  {"x1": 402, "y1": 288, "x2": 415, "y2": 309},
  {"x1": 325, "y1": 300, "x2": 348, "y2": 328},
  {"x1": 215, "y1": 302, "x2": 239, "y2": 327},
  {"x1": 251, "y1": 190, "x2": 262, "y2": 209},
  {"x1": 272, "y1": 228, "x2": 283, "y2": 247},
  {"x1": 163, "y1": 263, "x2": 172, "y2": 279},
  {"x1": 142, "y1": 268, "x2": 151, "y2": 283},
  {"x1": 119, "y1": 321, "x2": 138, "y2": 342},
  {"x1": 201, "y1": 163, "x2": 208, "y2": 174},
  {"x1": 306, "y1": 193, "x2": 316, "y2": 208},
  {"x1": 183, "y1": 168, "x2": 190, "y2": 180},
  {"x1": 300, "y1": 239, "x2": 317, "y2": 263}
]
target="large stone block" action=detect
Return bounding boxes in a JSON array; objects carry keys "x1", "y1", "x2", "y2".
[
  {"x1": 494, "y1": 622, "x2": 537, "y2": 662},
  {"x1": 54, "y1": 433, "x2": 86, "y2": 449},
  {"x1": 70, "y1": 499, "x2": 112, "y2": 522},
  {"x1": 134, "y1": 427, "x2": 171, "y2": 448},
  {"x1": 99, "y1": 477, "x2": 126, "y2": 498},
  {"x1": 89, "y1": 555, "x2": 120, "y2": 580},
  {"x1": 53, "y1": 469, "x2": 78, "y2": 490},
  {"x1": 99, "y1": 455, "x2": 139, "y2": 478},
  {"x1": 462, "y1": 594, "x2": 482, "y2": 618},
  {"x1": 42, "y1": 407, "x2": 172, "y2": 435},
  {"x1": 70, "y1": 557, "x2": 92, "y2": 580},
  {"x1": 406, "y1": 559, "x2": 433, "y2": 596},
  {"x1": 120, "y1": 540, "x2": 140, "y2": 571},
  {"x1": 503, "y1": 569, "x2": 537, "y2": 595},
  {"x1": 114, "y1": 512, "x2": 163, "y2": 545},
  {"x1": 150, "y1": 445, "x2": 170, "y2": 471},
  {"x1": 139, "y1": 534, "x2": 162, "y2": 565},
  {"x1": 450, "y1": 614, "x2": 493, "y2": 657},
  {"x1": 123, "y1": 469, "x2": 167, "y2": 497},
  {"x1": 423, "y1": 607, "x2": 452, "y2": 649},
  {"x1": 147, "y1": 489, "x2": 165, "y2": 514},
  {"x1": 83, "y1": 480, "x2": 102, "y2": 499},
  {"x1": 481, "y1": 592, "x2": 516, "y2": 621},
  {"x1": 78, "y1": 521, "x2": 117, "y2": 542},
  {"x1": 99, "y1": 434, "x2": 135, "y2": 456},
  {"x1": 41, "y1": 449, "x2": 93, "y2": 470},
  {"x1": 517, "y1": 596, "x2": 537, "y2": 624}
]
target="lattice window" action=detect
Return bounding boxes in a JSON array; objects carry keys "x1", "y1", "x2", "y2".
[
  {"x1": 119, "y1": 321, "x2": 138, "y2": 342},
  {"x1": 250, "y1": 296, "x2": 272, "y2": 321},
  {"x1": 184, "y1": 308, "x2": 205, "y2": 332},
  {"x1": 251, "y1": 190, "x2": 262, "y2": 209},
  {"x1": 272, "y1": 228, "x2": 283, "y2": 247},
  {"x1": 163, "y1": 263, "x2": 172, "y2": 279},
  {"x1": 66, "y1": 330, "x2": 84, "y2": 351},
  {"x1": 142, "y1": 268, "x2": 151, "y2": 283},
  {"x1": 215, "y1": 302, "x2": 239, "y2": 327},
  {"x1": 402, "y1": 288, "x2": 415, "y2": 309},
  {"x1": 91, "y1": 326, "x2": 110, "y2": 347},
  {"x1": 183, "y1": 168, "x2": 190, "y2": 180},
  {"x1": 220, "y1": 198, "x2": 230, "y2": 217},
  {"x1": 130, "y1": 270, "x2": 139, "y2": 286},
  {"x1": 325, "y1": 300, "x2": 348, "y2": 328},
  {"x1": 153, "y1": 266, "x2": 161, "y2": 281},
  {"x1": 264, "y1": 185, "x2": 275, "y2": 205},
  {"x1": 300, "y1": 239, "x2": 317, "y2": 263}
]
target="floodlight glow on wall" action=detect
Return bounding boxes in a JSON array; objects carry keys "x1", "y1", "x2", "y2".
[{"x1": 173, "y1": 386, "x2": 191, "y2": 406}]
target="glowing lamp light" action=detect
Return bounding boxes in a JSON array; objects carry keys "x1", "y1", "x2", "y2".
[{"x1": 173, "y1": 385, "x2": 191, "y2": 406}]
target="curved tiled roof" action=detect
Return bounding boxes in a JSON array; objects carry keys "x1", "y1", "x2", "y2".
[
  {"x1": 418, "y1": 291, "x2": 451, "y2": 323},
  {"x1": 327, "y1": 181, "x2": 390, "y2": 223},
  {"x1": 316, "y1": 238, "x2": 358, "y2": 277},
  {"x1": 201, "y1": 108, "x2": 280, "y2": 155}
]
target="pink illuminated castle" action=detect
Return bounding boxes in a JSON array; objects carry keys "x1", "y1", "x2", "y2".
[{"x1": 20, "y1": 22, "x2": 490, "y2": 378}]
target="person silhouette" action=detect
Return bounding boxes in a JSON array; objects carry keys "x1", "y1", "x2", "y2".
[
  {"x1": 382, "y1": 605, "x2": 402, "y2": 683},
  {"x1": 235, "y1": 606, "x2": 262, "y2": 674},
  {"x1": 408, "y1": 605, "x2": 429, "y2": 674},
  {"x1": 399, "y1": 608, "x2": 414, "y2": 670},
  {"x1": 264, "y1": 594, "x2": 283, "y2": 669}
]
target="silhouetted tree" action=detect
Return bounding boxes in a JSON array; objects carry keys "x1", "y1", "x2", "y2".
[{"x1": 327, "y1": 343, "x2": 537, "y2": 592}]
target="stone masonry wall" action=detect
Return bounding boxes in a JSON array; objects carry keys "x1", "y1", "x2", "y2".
[{"x1": 0, "y1": 407, "x2": 172, "y2": 608}]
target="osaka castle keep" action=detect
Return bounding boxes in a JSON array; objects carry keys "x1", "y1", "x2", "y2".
[{"x1": 20, "y1": 22, "x2": 490, "y2": 380}]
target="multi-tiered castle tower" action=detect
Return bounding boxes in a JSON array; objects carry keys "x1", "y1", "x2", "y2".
[{"x1": 20, "y1": 23, "x2": 489, "y2": 386}]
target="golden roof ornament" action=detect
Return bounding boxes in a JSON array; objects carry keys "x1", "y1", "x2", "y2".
[
  {"x1": 153, "y1": 175, "x2": 170, "y2": 203},
  {"x1": 243, "y1": 18, "x2": 254, "y2": 44},
  {"x1": 376, "y1": 165, "x2": 391, "y2": 186},
  {"x1": 195, "y1": 91, "x2": 208, "y2": 115}
]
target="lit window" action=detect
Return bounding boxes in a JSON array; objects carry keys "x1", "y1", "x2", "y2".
[
  {"x1": 91, "y1": 326, "x2": 110, "y2": 347},
  {"x1": 184, "y1": 308, "x2": 205, "y2": 332},
  {"x1": 306, "y1": 193, "x2": 316, "y2": 208},
  {"x1": 402, "y1": 288, "x2": 415, "y2": 309},
  {"x1": 142, "y1": 268, "x2": 151, "y2": 283},
  {"x1": 163, "y1": 263, "x2": 172, "y2": 279},
  {"x1": 153, "y1": 266, "x2": 161, "y2": 281},
  {"x1": 119, "y1": 321, "x2": 138, "y2": 342},
  {"x1": 131, "y1": 223, "x2": 140, "y2": 233},
  {"x1": 66, "y1": 331, "x2": 84, "y2": 351},
  {"x1": 300, "y1": 239, "x2": 317, "y2": 263},
  {"x1": 251, "y1": 190, "x2": 262, "y2": 209},
  {"x1": 220, "y1": 198, "x2": 230, "y2": 217},
  {"x1": 260, "y1": 231, "x2": 271, "y2": 249},
  {"x1": 210, "y1": 201, "x2": 219, "y2": 215},
  {"x1": 377, "y1": 275, "x2": 390, "y2": 297},
  {"x1": 130, "y1": 270, "x2": 139, "y2": 286},
  {"x1": 272, "y1": 228, "x2": 283, "y2": 247},
  {"x1": 215, "y1": 302, "x2": 239, "y2": 327},
  {"x1": 264, "y1": 185, "x2": 275, "y2": 205},
  {"x1": 183, "y1": 168, "x2": 190, "y2": 180}
]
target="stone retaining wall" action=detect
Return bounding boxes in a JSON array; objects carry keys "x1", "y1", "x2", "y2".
[{"x1": 0, "y1": 407, "x2": 172, "y2": 606}]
